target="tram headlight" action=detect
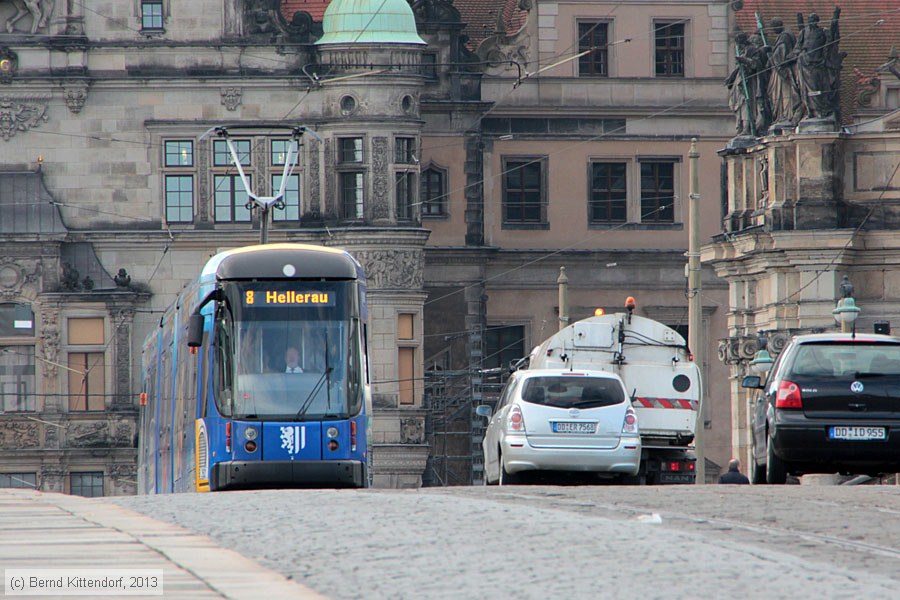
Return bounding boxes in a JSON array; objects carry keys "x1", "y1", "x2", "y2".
[
  {"x1": 244, "y1": 427, "x2": 258, "y2": 441},
  {"x1": 326, "y1": 427, "x2": 339, "y2": 439}
]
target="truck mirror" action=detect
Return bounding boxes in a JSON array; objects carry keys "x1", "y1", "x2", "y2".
[
  {"x1": 475, "y1": 405, "x2": 492, "y2": 418},
  {"x1": 187, "y1": 313, "x2": 205, "y2": 348},
  {"x1": 741, "y1": 375, "x2": 762, "y2": 389}
]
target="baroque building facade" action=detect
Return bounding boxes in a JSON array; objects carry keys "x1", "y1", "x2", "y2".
[
  {"x1": 704, "y1": 0, "x2": 900, "y2": 471},
  {"x1": 0, "y1": 0, "x2": 742, "y2": 493}
]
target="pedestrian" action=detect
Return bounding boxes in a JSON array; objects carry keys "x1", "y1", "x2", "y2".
[{"x1": 718, "y1": 458, "x2": 750, "y2": 484}]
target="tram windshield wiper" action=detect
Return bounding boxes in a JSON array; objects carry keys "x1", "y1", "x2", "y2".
[{"x1": 295, "y1": 367, "x2": 334, "y2": 420}]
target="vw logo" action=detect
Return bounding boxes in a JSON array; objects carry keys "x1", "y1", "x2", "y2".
[
  {"x1": 568, "y1": 408, "x2": 580, "y2": 417},
  {"x1": 850, "y1": 381, "x2": 864, "y2": 394}
]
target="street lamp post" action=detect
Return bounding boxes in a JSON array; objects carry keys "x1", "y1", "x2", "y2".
[{"x1": 832, "y1": 275, "x2": 861, "y2": 335}]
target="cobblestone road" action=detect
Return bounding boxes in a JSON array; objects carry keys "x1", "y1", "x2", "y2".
[{"x1": 112, "y1": 484, "x2": 900, "y2": 600}]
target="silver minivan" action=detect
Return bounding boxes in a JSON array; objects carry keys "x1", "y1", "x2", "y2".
[{"x1": 477, "y1": 369, "x2": 641, "y2": 484}]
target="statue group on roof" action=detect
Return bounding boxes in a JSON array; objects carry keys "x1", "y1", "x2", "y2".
[{"x1": 726, "y1": 6, "x2": 845, "y2": 138}]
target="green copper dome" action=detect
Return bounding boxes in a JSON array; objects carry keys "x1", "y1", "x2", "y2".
[{"x1": 316, "y1": 0, "x2": 426, "y2": 45}]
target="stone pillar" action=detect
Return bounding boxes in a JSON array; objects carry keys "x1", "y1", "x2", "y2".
[{"x1": 793, "y1": 135, "x2": 841, "y2": 229}]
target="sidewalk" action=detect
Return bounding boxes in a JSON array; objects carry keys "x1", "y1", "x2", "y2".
[{"x1": 0, "y1": 490, "x2": 326, "y2": 599}]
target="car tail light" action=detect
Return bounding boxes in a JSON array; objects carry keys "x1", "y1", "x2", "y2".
[
  {"x1": 775, "y1": 380, "x2": 802, "y2": 409},
  {"x1": 622, "y1": 407, "x2": 638, "y2": 434},
  {"x1": 508, "y1": 405, "x2": 525, "y2": 432}
]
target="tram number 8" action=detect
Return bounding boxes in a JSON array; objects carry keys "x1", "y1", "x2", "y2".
[{"x1": 246, "y1": 290, "x2": 255, "y2": 305}]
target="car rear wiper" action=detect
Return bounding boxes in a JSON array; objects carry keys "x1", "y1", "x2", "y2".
[{"x1": 854, "y1": 371, "x2": 888, "y2": 378}]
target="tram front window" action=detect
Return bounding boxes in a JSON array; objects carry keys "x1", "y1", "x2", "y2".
[{"x1": 224, "y1": 282, "x2": 361, "y2": 420}]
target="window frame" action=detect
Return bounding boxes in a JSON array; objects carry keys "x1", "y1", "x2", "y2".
[
  {"x1": 0, "y1": 472, "x2": 37, "y2": 489},
  {"x1": 639, "y1": 159, "x2": 678, "y2": 224},
  {"x1": 588, "y1": 161, "x2": 628, "y2": 224},
  {"x1": 420, "y1": 165, "x2": 447, "y2": 218},
  {"x1": 654, "y1": 20, "x2": 686, "y2": 78},
  {"x1": 162, "y1": 140, "x2": 195, "y2": 224},
  {"x1": 0, "y1": 343, "x2": 35, "y2": 413},
  {"x1": 577, "y1": 20, "x2": 610, "y2": 77},
  {"x1": 66, "y1": 316, "x2": 107, "y2": 413},
  {"x1": 213, "y1": 173, "x2": 252, "y2": 223},
  {"x1": 484, "y1": 324, "x2": 527, "y2": 371},
  {"x1": 397, "y1": 313, "x2": 419, "y2": 406},
  {"x1": 140, "y1": 0, "x2": 164, "y2": 32},
  {"x1": 70, "y1": 471, "x2": 104, "y2": 497},
  {"x1": 501, "y1": 156, "x2": 548, "y2": 229}
]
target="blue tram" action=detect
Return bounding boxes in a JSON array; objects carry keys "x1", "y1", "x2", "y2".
[{"x1": 139, "y1": 243, "x2": 372, "y2": 492}]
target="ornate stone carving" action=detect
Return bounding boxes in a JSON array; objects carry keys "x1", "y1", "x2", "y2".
[
  {"x1": 717, "y1": 336, "x2": 759, "y2": 365},
  {"x1": 113, "y1": 309, "x2": 133, "y2": 406},
  {"x1": 198, "y1": 137, "x2": 210, "y2": 222},
  {"x1": 221, "y1": 87, "x2": 242, "y2": 111},
  {"x1": 323, "y1": 138, "x2": 334, "y2": 218},
  {"x1": 0, "y1": 256, "x2": 39, "y2": 300},
  {"x1": 40, "y1": 466, "x2": 65, "y2": 492},
  {"x1": 355, "y1": 249, "x2": 424, "y2": 289},
  {"x1": 3, "y1": 0, "x2": 55, "y2": 35},
  {"x1": 0, "y1": 94, "x2": 49, "y2": 140},
  {"x1": 63, "y1": 82, "x2": 88, "y2": 114},
  {"x1": 109, "y1": 463, "x2": 137, "y2": 489},
  {"x1": 411, "y1": 0, "x2": 461, "y2": 24},
  {"x1": 40, "y1": 307, "x2": 60, "y2": 380},
  {"x1": 67, "y1": 421, "x2": 109, "y2": 448},
  {"x1": 0, "y1": 421, "x2": 40, "y2": 448},
  {"x1": 113, "y1": 421, "x2": 133, "y2": 447},
  {"x1": 371, "y1": 136, "x2": 389, "y2": 221},
  {"x1": 400, "y1": 417, "x2": 425, "y2": 444},
  {"x1": 308, "y1": 138, "x2": 320, "y2": 211},
  {"x1": 44, "y1": 421, "x2": 60, "y2": 448}
]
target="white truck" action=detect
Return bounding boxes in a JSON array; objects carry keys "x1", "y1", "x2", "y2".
[{"x1": 524, "y1": 299, "x2": 702, "y2": 484}]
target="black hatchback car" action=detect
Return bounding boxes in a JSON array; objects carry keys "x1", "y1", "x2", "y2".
[{"x1": 742, "y1": 333, "x2": 900, "y2": 484}]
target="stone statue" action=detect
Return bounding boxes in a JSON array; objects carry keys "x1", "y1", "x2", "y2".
[
  {"x1": 725, "y1": 32, "x2": 767, "y2": 137},
  {"x1": 766, "y1": 18, "x2": 803, "y2": 129},
  {"x1": 793, "y1": 8, "x2": 844, "y2": 122},
  {"x1": 3, "y1": 0, "x2": 54, "y2": 34}
]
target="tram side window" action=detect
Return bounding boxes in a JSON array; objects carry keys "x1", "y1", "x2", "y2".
[{"x1": 214, "y1": 310, "x2": 235, "y2": 416}]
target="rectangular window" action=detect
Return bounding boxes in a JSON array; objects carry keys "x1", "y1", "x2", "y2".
[
  {"x1": 395, "y1": 137, "x2": 416, "y2": 164},
  {"x1": 589, "y1": 162, "x2": 627, "y2": 223},
  {"x1": 420, "y1": 167, "x2": 446, "y2": 216},
  {"x1": 0, "y1": 472, "x2": 36, "y2": 489},
  {"x1": 421, "y1": 53, "x2": 438, "y2": 80},
  {"x1": 214, "y1": 174, "x2": 252, "y2": 222},
  {"x1": 67, "y1": 318, "x2": 105, "y2": 412},
  {"x1": 503, "y1": 158, "x2": 546, "y2": 225},
  {"x1": 164, "y1": 140, "x2": 193, "y2": 167},
  {"x1": 398, "y1": 314, "x2": 415, "y2": 340},
  {"x1": 0, "y1": 303, "x2": 34, "y2": 337},
  {"x1": 141, "y1": 0, "x2": 163, "y2": 30},
  {"x1": 165, "y1": 175, "x2": 193, "y2": 223},
  {"x1": 484, "y1": 325, "x2": 525, "y2": 371},
  {"x1": 271, "y1": 139, "x2": 298, "y2": 167},
  {"x1": 68, "y1": 352, "x2": 105, "y2": 411},
  {"x1": 163, "y1": 140, "x2": 194, "y2": 224},
  {"x1": 398, "y1": 347, "x2": 415, "y2": 405},
  {"x1": 213, "y1": 139, "x2": 251, "y2": 167},
  {"x1": 70, "y1": 472, "x2": 103, "y2": 497},
  {"x1": 640, "y1": 161, "x2": 676, "y2": 222},
  {"x1": 395, "y1": 172, "x2": 415, "y2": 221},
  {"x1": 271, "y1": 174, "x2": 300, "y2": 221},
  {"x1": 340, "y1": 172, "x2": 364, "y2": 219},
  {"x1": 578, "y1": 22, "x2": 609, "y2": 77},
  {"x1": 0, "y1": 346, "x2": 35, "y2": 412},
  {"x1": 338, "y1": 138, "x2": 363, "y2": 163},
  {"x1": 655, "y1": 22, "x2": 685, "y2": 77}
]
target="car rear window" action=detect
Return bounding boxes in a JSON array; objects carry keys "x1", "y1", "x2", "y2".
[
  {"x1": 789, "y1": 343, "x2": 900, "y2": 378},
  {"x1": 520, "y1": 376, "x2": 624, "y2": 408}
]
